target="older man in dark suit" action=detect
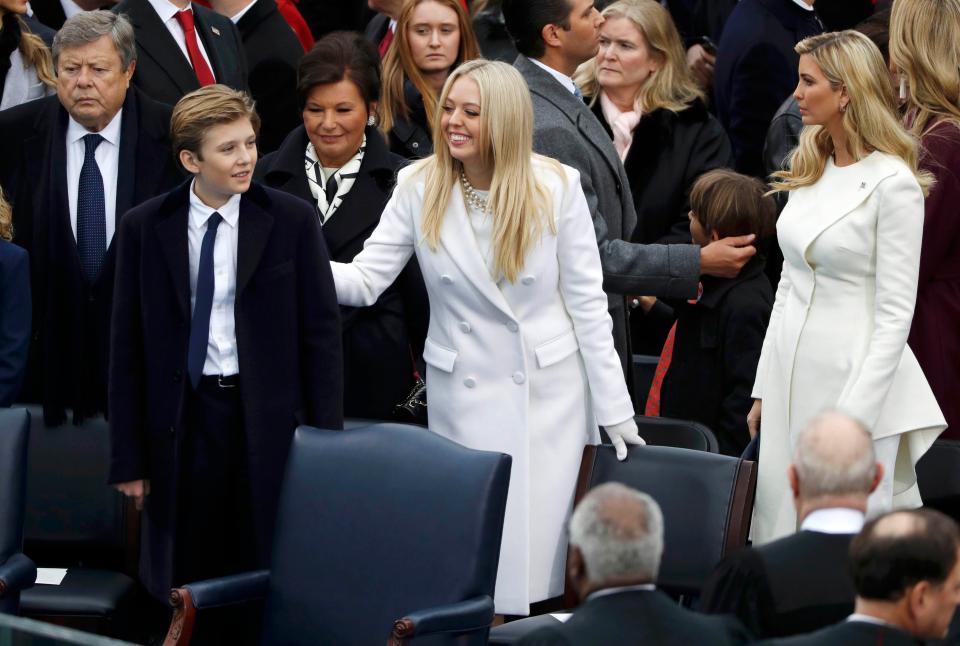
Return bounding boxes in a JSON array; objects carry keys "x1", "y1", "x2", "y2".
[
  {"x1": 702, "y1": 412, "x2": 882, "y2": 639},
  {"x1": 518, "y1": 483, "x2": 749, "y2": 646},
  {"x1": 0, "y1": 11, "x2": 181, "y2": 425},
  {"x1": 501, "y1": 0, "x2": 757, "y2": 377},
  {"x1": 113, "y1": 0, "x2": 247, "y2": 106}
]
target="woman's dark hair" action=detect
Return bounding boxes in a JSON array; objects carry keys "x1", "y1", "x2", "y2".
[
  {"x1": 501, "y1": 0, "x2": 572, "y2": 59},
  {"x1": 851, "y1": 509, "x2": 960, "y2": 601},
  {"x1": 297, "y1": 31, "x2": 381, "y2": 111}
]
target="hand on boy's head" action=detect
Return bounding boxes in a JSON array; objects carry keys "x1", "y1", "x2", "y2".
[{"x1": 699, "y1": 234, "x2": 757, "y2": 278}]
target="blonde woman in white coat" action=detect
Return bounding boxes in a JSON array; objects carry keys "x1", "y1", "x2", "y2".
[
  {"x1": 0, "y1": 0, "x2": 54, "y2": 110},
  {"x1": 748, "y1": 31, "x2": 946, "y2": 545},
  {"x1": 330, "y1": 58, "x2": 643, "y2": 615}
]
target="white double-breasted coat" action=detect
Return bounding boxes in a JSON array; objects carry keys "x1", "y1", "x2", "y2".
[
  {"x1": 330, "y1": 158, "x2": 635, "y2": 614},
  {"x1": 752, "y1": 151, "x2": 946, "y2": 544}
]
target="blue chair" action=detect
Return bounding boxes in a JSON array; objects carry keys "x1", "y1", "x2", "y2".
[
  {"x1": 0, "y1": 407, "x2": 36, "y2": 614},
  {"x1": 165, "y1": 423, "x2": 512, "y2": 645}
]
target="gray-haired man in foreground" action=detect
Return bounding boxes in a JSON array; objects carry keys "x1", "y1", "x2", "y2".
[{"x1": 518, "y1": 483, "x2": 748, "y2": 645}]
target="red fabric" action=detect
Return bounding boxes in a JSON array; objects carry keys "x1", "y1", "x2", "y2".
[
  {"x1": 174, "y1": 10, "x2": 216, "y2": 86},
  {"x1": 275, "y1": 0, "x2": 313, "y2": 52},
  {"x1": 644, "y1": 322, "x2": 677, "y2": 417},
  {"x1": 378, "y1": 25, "x2": 395, "y2": 58}
]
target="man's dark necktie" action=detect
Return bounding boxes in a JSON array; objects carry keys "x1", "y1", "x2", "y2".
[
  {"x1": 187, "y1": 212, "x2": 222, "y2": 389},
  {"x1": 77, "y1": 133, "x2": 106, "y2": 282}
]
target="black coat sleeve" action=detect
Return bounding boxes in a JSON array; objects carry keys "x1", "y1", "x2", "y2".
[
  {"x1": 701, "y1": 549, "x2": 772, "y2": 640},
  {"x1": 0, "y1": 244, "x2": 30, "y2": 406}
]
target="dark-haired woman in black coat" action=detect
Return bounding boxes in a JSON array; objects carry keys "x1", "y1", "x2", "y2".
[
  {"x1": 257, "y1": 31, "x2": 428, "y2": 420},
  {"x1": 576, "y1": 0, "x2": 733, "y2": 354}
]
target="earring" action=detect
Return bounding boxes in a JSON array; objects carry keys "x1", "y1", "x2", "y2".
[
  {"x1": 367, "y1": 115, "x2": 377, "y2": 127},
  {"x1": 840, "y1": 103, "x2": 847, "y2": 113}
]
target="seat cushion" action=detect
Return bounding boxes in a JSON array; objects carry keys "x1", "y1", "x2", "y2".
[
  {"x1": 488, "y1": 615, "x2": 565, "y2": 644},
  {"x1": 20, "y1": 569, "x2": 138, "y2": 617}
]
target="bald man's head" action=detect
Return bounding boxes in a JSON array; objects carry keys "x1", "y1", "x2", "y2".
[{"x1": 793, "y1": 411, "x2": 877, "y2": 501}]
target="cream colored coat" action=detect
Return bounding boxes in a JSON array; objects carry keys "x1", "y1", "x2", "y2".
[
  {"x1": 0, "y1": 49, "x2": 52, "y2": 111},
  {"x1": 331, "y1": 158, "x2": 635, "y2": 615},
  {"x1": 752, "y1": 152, "x2": 946, "y2": 544}
]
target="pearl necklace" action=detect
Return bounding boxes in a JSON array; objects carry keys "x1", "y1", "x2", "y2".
[{"x1": 460, "y1": 170, "x2": 489, "y2": 213}]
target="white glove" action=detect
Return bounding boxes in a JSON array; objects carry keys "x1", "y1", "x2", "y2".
[{"x1": 605, "y1": 418, "x2": 646, "y2": 461}]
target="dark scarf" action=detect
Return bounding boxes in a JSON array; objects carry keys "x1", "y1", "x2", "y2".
[{"x1": 0, "y1": 13, "x2": 23, "y2": 99}]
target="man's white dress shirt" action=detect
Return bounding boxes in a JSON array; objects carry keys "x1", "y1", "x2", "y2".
[
  {"x1": 800, "y1": 508, "x2": 866, "y2": 535},
  {"x1": 530, "y1": 57, "x2": 580, "y2": 96},
  {"x1": 188, "y1": 182, "x2": 240, "y2": 377},
  {"x1": 66, "y1": 109, "x2": 122, "y2": 245}
]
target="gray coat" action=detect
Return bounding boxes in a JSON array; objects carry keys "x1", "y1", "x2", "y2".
[{"x1": 514, "y1": 55, "x2": 700, "y2": 367}]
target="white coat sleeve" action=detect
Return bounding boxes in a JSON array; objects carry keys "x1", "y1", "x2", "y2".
[
  {"x1": 837, "y1": 172, "x2": 925, "y2": 430},
  {"x1": 751, "y1": 256, "x2": 792, "y2": 400},
  {"x1": 556, "y1": 166, "x2": 636, "y2": 427},
  {"x1": 330, "y1": 171, "x2": 418, "y2": 307}
]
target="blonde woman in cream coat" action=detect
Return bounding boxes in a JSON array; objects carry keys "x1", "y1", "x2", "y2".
[
  {"x1": 330, "y1": 59, "x2": 643, "y2": 615},
  {"x1": 748, "y1": 31, "x2": 945, "y2": 545}
]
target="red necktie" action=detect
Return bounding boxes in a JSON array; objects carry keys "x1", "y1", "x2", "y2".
[
  {"x1": 174, "y1": 9, "x2": 216, "y2": 87},
  {"x1": 378, "y1": 25, "x2": 395, "y2": 58}
]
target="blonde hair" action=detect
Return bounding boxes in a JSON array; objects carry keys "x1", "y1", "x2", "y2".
[
  {"x1": 380, "y1": 0, "x2": 480, "y2": 138},
  {"x1": 771, "y1": 31, "x2": 931, "y2": 195},
  {"x1": 573, "y1": 0, "x2": 703, "y2": 113},
  {"x1": 6, "y1": 15, "x2": 55, "y2": 88},
  {"x1": 414, "y1": 59, "x2": 558, "y2": 283},
  {"x1": 0, "y1": 186, "x2": 12, "y2": 241},
  {"x1": 889, "y1": 0, "x2": 960, "y2": 137},
  {"x1": 170, "y1": 85, "x2": 260, "y2": 170}
]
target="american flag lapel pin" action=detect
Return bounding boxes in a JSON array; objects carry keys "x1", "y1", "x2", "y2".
[{"x1": 211, "y1": 26, "x2": 221, "y2": 36}]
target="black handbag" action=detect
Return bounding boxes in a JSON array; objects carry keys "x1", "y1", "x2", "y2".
[{"x1": 394, "y1": 347, "x2": 428, "y2": 424}]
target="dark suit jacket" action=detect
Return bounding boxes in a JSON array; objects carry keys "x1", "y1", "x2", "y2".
[
  {"x1": 713, "y1": 0, "x2": 822, "y2": 176},
  {"x1": 257, "y1": 125, "x2": 428, "y2": 420},
  {"x1": 517, "y1": 589, "x2": 749, "y2": 646},
  {"x1": 114, "y1": 0, "x2": 248, "y2": 107},
  {"x1": 659, "y1": 256, "x2": 772, "y2": 456},
  {"x1": 388, "y1": 80, "x2": 433, "y2": 160},
  {"x1": 0, "y1": 89, "x2": 181, "y2": 425},
  {"x1": 22, "y1": 14, "x2": 55, "y2": 45},
  {"x1": 108, "y1": 180, "x2": 343, "y2": 599},
  {"x1": 702, "y1": 530, "x2": 857, "y2": 639},
  {"x1": 760, "y1": 620, "x2": 921, "y2": 646},
  {"x1": 0, "y1": 240, "x2": 30, "y2": 407},
  {"x1": 27, "y1": 0, "x2": 66, "y2": 31},
  {"x1": 363, "y1": 12, "x2": 390, "y2": 49},
  {"x1": 237, "y1": 0, "x2": 303, "y2": 154}
]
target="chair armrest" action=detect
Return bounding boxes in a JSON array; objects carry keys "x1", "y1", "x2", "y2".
[
  {"x1": 164, "y1": 570, "x2": 269, "y2": 646},
  {"x1": 390, "y1": 595, "x2": 494, "y2": 644},
  {"x1": 0, "y1": 553, "x2": 36, "y2": 597}
]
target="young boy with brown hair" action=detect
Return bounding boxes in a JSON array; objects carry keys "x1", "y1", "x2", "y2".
[
  {"x1": 108, "y1": 85, "x2": 343, "y2": 603},
  {"x1": 646, "y1": 169, "x2": 776, "y2": 456}
]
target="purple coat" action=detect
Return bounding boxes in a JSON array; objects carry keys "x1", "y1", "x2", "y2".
[{"x1": 909, "y1": 121, "x2": 960, "y2": 439}]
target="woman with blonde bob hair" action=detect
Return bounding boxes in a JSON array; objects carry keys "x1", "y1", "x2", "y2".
[
  {"x1": 331, "y1": 59, "x2": 642, "y2": 615},
  {"x1": 889, "y1": 0, "x2": 960, "y2": 443},
  {"x1": 573, "y1": 0, "x2": 733, "y2": 353},
  {"x1": 379, "y1": 0, "x2": 480, "y2": 159},
  {"x1": 748, "y1": 30, "x2": 945, "y2": 544}
]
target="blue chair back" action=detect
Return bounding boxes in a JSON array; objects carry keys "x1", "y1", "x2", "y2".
[
  {"x1": 261, "y1": 424, "x2": 511, "y2": 645},
  {"x1": 0, "y1": 408, "x2": 30, "y2": 614}
]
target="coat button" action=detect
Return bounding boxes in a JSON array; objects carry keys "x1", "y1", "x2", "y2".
[
  {"x1": 521, "y1": 275, "x2": 535, "y2": 285},
  {"x1": 459, "y1": 321, "x2": 472, "y2": 333},
  {"x1": 464, "y1": 377, "x2": 476, "y2": 388},
  {"x1": 512, "y1": 371, "x2": 526, "y2": 384},
  {"x1": 412, "y1": 141, "x2": 420, "y2": 150},
  {"x1": 506, "y1": 321, "x2": 519, "y2": 332},
  {"x1": 440, "y1": 274, "x2": 454, "y2": 285}
]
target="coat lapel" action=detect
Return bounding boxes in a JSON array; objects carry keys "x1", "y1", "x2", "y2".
[
  {"x1": 115, "y1": 89, "x2": 139, "y2": 224},
  {"x1": 154, "y1": 182, "x2": 192, "y2": 321},
  {"x1": 795, "y1": 152, "x2": 897, "y2": 258},
  {"x1": 439, "y1": 184, "x2": 517, "y2": 322},
  {"x1": 193, "y1": 8, "x2": 228, "y2": 84},
  {"x1": 127, "y1": 0, "x2": 198, "y2": 96},
  {"x1": 236, "y1": 188, "x2": 274, "y2": 296}
]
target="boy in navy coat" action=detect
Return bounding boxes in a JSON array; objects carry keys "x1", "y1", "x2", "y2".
[
  {"x1": 108, "y1": 85, "x2": 343, "y2": 602},
  {"x1": 645, "y1": 169, "x2": 775, "y2": 456}
]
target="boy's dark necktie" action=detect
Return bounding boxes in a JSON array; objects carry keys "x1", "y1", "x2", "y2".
[{"x1": 187, "y1": 212, "x2": 222, "y2": 388}]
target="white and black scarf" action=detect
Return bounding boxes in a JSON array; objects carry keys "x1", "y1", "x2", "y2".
[{"x1": 304, "y1": 134, "x2": 365, "y2": 225}]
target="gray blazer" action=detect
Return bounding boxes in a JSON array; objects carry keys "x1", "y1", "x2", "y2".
[{"x1": 514, "y1": 55, "x2": 700, "y2": 366}]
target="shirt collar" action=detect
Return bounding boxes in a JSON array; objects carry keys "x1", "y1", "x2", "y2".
[
  {"x1": 791, "y1": 0, "x2": 815, "y2": 10},
  {"x1": 801, "y1": 507, "x2": 865, "y2": 535},
  {"x1": 147, "y1": 0, "x2": 189, "y2": 24},
  {"x1": 847, "y1": 614, "x2": 899, "y2": 629},
  {"x1": 230, "y1": 0, "x2": 256, "y2": 23},
  {"x1": 66, "y1": 108, "x2": 123, "y2": 147},
  {"x1": 189, "y1": 179, "x2": 241, "y2": 230},
  {"x1": 530, "y1": 57, "x2": 579, "y2": 96},
  {"x1": 585, "y1": 583, "x2": 656, "y2": 602}
]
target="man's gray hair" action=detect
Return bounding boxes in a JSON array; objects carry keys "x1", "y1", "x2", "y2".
[
  {"x1": 793, "y1": 410, "x2": 877, "y2": 500},
  {"x1": 568, "y1": 483, "x2": 664, "y2": 584},
  {"x1": 53, "y1": 11, "x2": 137, "y2": 71}
]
